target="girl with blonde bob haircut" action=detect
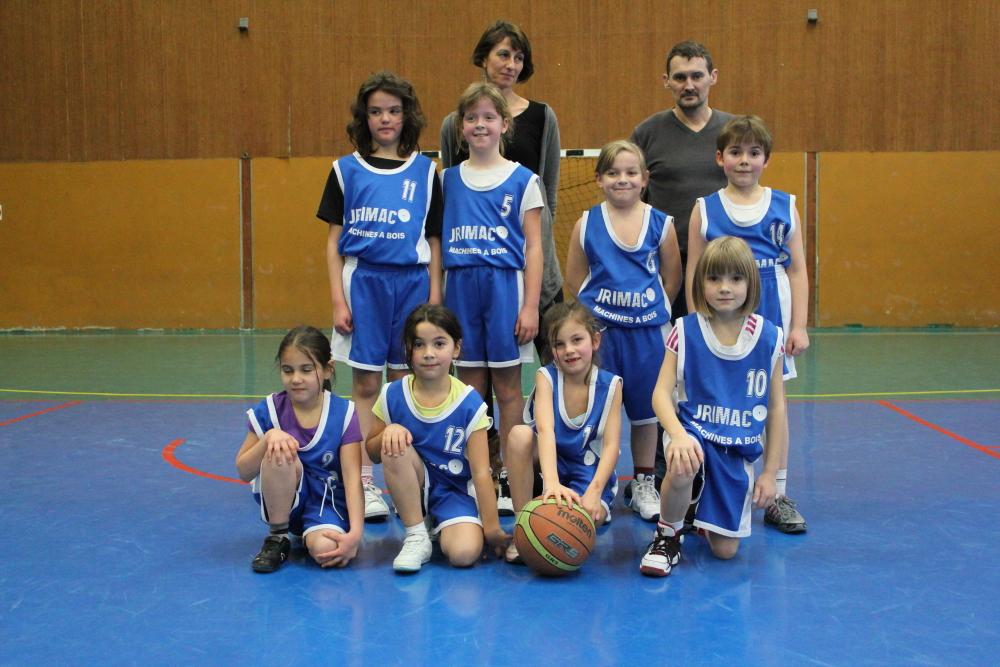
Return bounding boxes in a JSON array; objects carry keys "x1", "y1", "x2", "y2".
[{"x1": 690, "y1": 236, "x2": 761, "y2": 319}]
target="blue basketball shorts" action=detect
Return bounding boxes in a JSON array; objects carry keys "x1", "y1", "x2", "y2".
[
  {"x1": 444, "y1": 265, "x2": 534, "y2": 367},
  {"x1": 598, "y1": 324, "x2": 669, "y2": 424},
  {"x1": 252, "y1": 469, "x2": 349, "y2": 537},
  {"x1": 661, "y1": 430, "x2": 754, "y2": 538},
  {"x1": 332, "y1": 258, "x2": 430, "y2": 371},
  {"x1": 557, "y1": 453, "x2": 617, "y2": 517},
  {"x1": 421, "y1": 461, "x2": 482, "y2": 533}
]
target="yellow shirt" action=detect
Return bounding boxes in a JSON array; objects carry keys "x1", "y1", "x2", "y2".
[{"x1": 373, "y1": 375, "x2": 492, "y2": 431}]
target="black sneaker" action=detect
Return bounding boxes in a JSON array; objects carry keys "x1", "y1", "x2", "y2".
[
  {"x1": 497, "y1": 469, "x2": 514, "y2": 516},
  {"x1": 252, "y1": 535, "x2": 291, "y2": 573},
  {"x1": 639, "y1": 530, "x2": 682, "y2": 577}
]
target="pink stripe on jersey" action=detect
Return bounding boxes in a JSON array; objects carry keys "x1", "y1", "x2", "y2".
[{"x1": 666, "y1": 326, "x2": 680, "y2": 353}]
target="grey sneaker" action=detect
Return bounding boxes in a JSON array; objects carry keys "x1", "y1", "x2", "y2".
[
  {"x1": 392, "y1": 531, "x2": 433, "y2": 572},
  {"x1": 639, "y1": 529, "x2": 681, "y2": 577},
  {"x1": 765, "y1": 495, "x2": 807, "y2": 533},
  {"x1": 626, "y1": 474, "x2": 661, "y2": 522}
]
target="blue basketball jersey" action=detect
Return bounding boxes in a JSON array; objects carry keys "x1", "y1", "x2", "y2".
[
  {"x1": 577, "y1": 203, "x2": 673, "y2": 328},
  {"x1": 442, "y1": 162, "x2": 537, "y2": 269},
  {"x1": 698, "y1": 188, "x2": 795, "y2": 329},
  {"x1": 333, "y1": 152, "x2": 435, "y2": 265},
  {"x1": 379, "y1": 377, "x2": 489, "y2": 497},
  {"x1": 671, "y1": 313, "x2": 784, "y2": 461},
  {"x1": 246, "y1": 390, "x2": 356, "y2": 508},
  {"x1": 525, "y1": 364, "x2": 621, "y2": 497}
]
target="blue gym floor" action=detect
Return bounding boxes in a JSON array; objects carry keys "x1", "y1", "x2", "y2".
[{"x1": 1, "y1": 330, "x2": 998, "y2": 665}]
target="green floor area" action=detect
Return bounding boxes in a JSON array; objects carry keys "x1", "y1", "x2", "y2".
[{"x1": 1, "y1": 329, "x2": 997, "y2": 401}]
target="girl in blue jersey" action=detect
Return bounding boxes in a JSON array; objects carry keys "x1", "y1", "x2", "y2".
[
  {"x1": 505, "y1": 301, "x2": 623, "y2": 563},
  {"x1": 441, "y1": 82, "x2": 544, "y2": 493},
  {"x1": 236, "y1": 326, "x2": 365, "y2": 573},
  {"x1": 686, "y1": 115, "x2": 809, "y2": 534},
  {"x1": 640, "y1": 237, "x2": 787, "y2": 577},
  {"x1": 565, "y1": 140, "x2": 682, "y2": 523},
  {"x1": 365, "y1": 305, "x2": 509, "y2": 573},
  {"x1": 317, "y1": 71, "x2": 444, "y2": 522}
]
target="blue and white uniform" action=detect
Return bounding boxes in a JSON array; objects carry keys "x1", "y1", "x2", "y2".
[
  {"x1": 332, "y1": 152, "x2": 437, "y2": 371},
  {"x1": 246, "y1": 390, "x2": 359, "y2": 536},
  {"x1": 378, "y1": 377, "x2": 490, "y2": 531},
  {"x1": 576, "y1": 202, "x2": 673, "y2": 423},
  {"x1": 666, "y1": 313, "x2": 784, "y2": 537},
  {"x1": 525, "y1": 364, "x2": 622, "y2": 516},
  {"x1": 442, "y1": 161, "x2": 541, "y2": 366},
  {"x1": 697, "y1": 187, "x2": 797, "y2": 378}
]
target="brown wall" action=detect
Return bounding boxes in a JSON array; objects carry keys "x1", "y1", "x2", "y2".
[
  {"x1": 2, "y1": 2, "x2": 998, "y2": 330},
  {"x1": 0, "y1": 160, "x2": 241, "y2": 328},
  {"x1": 4, "y1": 152, "x2": 997, "y2": 330},
  {"x1": 818, "y1": 152, "x2": 1000, "y2": 327},
  {"x1": 2, "y1": 0, "x2": 998, "y2": 161}
]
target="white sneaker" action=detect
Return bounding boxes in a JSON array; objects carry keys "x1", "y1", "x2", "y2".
[
  {"x1": 393, "y1": 531, "x2": 432, "y2": 572},
  {"x1": 639, "y1": 528, "x2": 681, "y2": 577},
  {"x1": 363, "y1": 481, "x2": 390, "y2": 522},
  {"x1": 626, "y1": 474, "x2": 661, "y2": 522}
]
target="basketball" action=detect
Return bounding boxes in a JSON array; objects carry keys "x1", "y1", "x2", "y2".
[{"x1": 513, "y1": 497, "x2": 596, "y2": 576}]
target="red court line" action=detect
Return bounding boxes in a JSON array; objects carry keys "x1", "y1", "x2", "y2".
[
  {"x1": 162, "y1": 438, "x2": 247, "y2": 484},
  {"x1": 877, "y1": 400, "x2": 999, "y2": 460},
  {"x1": 0, "y1": 401, "x2": 81, "y2": 427}
]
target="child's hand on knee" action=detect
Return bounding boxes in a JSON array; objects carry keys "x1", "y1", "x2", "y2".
[
  {"x1": 310, "y1": 530, "x2": 359, "y2": 568},
  {"x1": 263, "y1": 428, "x2": 299, "y2": 466},
  {"x1": 380, "y1": 424, "x2": 413, "y2": 458},
  {"x1": 666, "y1": 432, "x2": 703, "y2": 477}
]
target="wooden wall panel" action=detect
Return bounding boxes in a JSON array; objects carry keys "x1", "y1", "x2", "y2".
[
  {"x1": 817, "y1": 152, "x2": 1000, "y2": 327},
  {"x1": 0, "y1": 160, "x2": 241, "y2": 329},
  {"x1": 250, "y1": 157, "x2": 332, "y2": 329},
  {"x1": 3, "y1": 1, "x2": 997, "y2": 161}
]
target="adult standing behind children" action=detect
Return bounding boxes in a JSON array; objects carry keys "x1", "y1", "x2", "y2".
[
  {"x1": 631, "y1": 40, "x2": 733, "y2": 495},
  {"x1": 630, "y1": 40, "x2": 732, "y2": 319}
]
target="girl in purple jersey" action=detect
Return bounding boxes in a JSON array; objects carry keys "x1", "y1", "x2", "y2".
[{"x1": 236, "y1": 326, "x2": 364, "y2": 573}]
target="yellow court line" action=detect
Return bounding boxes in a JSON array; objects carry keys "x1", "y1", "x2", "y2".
[{"x1": 2, "y1": 387, "x2": 999, "y2": 400}]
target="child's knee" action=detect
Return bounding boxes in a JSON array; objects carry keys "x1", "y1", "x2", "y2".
[
  {"x1": 446, "y1": 545, "x2": 480, "y2": 568},
  {"x1": 707, "y1": 534, "x2": 740, "y2": 560},
  {"x1": 306, "y1": 532, "x2": 338, "y2": 563},
  {"x1": 507, "y1": 425, "x2": 534, "y2": 454},
  {"x1": 665, "y1": 468, "x2": 696, "y2": 489},
  {"x1": 352, "y1": 370, "x2": 381, "y2": 399}
]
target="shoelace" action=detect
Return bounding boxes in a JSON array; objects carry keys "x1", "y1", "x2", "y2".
[
  {"x1": 649, "y1": 533, "x2": 680, "y2": 559},
  {"x1": 773, "y1": 497, "x2": 799, "y2": 521},
  {"x1": 635, "y1": 478, "x2": 659, "y2": 502}
]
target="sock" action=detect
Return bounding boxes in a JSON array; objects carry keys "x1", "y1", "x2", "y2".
[
  {"x1": 361, "y1": 465, "x2": 374, "y2": 485},
  {"x1": 268, "y1": 521, "x2": 289, "y2": 538},
  {"x1": 775, "y1": 469, "x2": 788, "y2": 497},
  {"x1": 404, "y1": 522, "x2": 429, "y2": 538},
  {"x1": 656, "y1": 519, "x2": 684, "y2": 537},
  {"x1": 634, "y1": 467, "x2": 654, "y2": 481}
]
